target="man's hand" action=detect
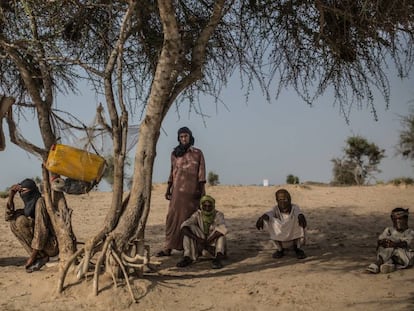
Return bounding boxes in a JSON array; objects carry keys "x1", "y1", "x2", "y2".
[
  {"x1": 9, "y1": 184, "x2": 20, "y2": 197},
  {"x1": 196, "y1": 237, "x2": 208, "y2": 254},
  {"x1": 378, "y1": 239, "x2": 395, "y2": 248},
  {"x1": 207, "y1": 231, "x2": 223, "y2": 245},
  {"x1": 6, "y1": 184, "x2": 19, "y2": 221},
  {"x1": 200, "y1": 182, "x2": 206, "y2": 198},
  {"x1": 379, "y1": 239, "x2": 407, "y2": 249},
  {"x1": 256, "y1": 214, "x2": 269, "y2": 230},
  {"x1": 298, "y1": 214, "x2": 307, "y2": 229},
  {"x1": 193, "y1": 182, "x2": 206, "y2": 200},
  {"x1": 165, "y1": 184, "x2": 172, "y2": 200}
]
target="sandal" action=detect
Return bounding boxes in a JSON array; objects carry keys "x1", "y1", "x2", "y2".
[
  {"x1": 26, "y1": 256, "x2": 49, "y2": 273},
  {"x1": 295, "y1": 248, "x2": 306, "y2": 259},
  {"x1": 155, "y1": 249, "x2": 171, "y2": 257},
  {"x1": 176, "y1": 256, "x2": 193, "y2": 268},
  {"x1": 272, "y1": 250, "x2": 284, "y2": 259},
  {"x1": 211, "y1": 258, "x2": 223, "y2": 269},
  {"x1": 366, "y1": 263, "x2": 380, "y2": 274}
]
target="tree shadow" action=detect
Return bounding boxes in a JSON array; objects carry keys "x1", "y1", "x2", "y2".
[
  {"x1": 0, "y1": 256, "x2": 26, "y2": 267},
  {"x1": 145, "y1": 205, "x2": 391, "y2": 274},
  {"x1": 137, "y1": 206, "x2": 413, "y2": 309}
]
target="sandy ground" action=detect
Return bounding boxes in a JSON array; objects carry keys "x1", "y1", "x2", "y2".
[{"x1": 1, "y1": 184, "x2": 414, "y2": 311}]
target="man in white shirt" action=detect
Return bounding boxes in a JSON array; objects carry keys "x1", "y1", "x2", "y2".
[
  {"x1": 256, "y1": 189, "x2": 307, "y2": 259},
  {"x1": 366, "y1": 207, "x2": 414, "y2": 274}
]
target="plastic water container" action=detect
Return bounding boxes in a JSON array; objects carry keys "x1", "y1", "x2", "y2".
[{"x1": 45, "y1": 144, "x2": 106, "y2": 182}]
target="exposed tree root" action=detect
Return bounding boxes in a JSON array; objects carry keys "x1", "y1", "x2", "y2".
[
  {"x1": 58, "y1": 247, "x2": 85, "y2": 293},
  {"x1": 58, "y1": 235, "x2": 161, "y2": 303}
]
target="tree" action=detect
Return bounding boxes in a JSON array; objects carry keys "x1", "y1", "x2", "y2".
[
  {"x1": 208, "y1": 171, "x2": 220, "y2": 186},
  {"x1": 332, "y1": 136, "x2": 385, "y2": 185},
  {"x1": 331, "y1": 158, "x2": 358, "y2": 185},
  {"x1": 1, "y1": 0, "x2": 414, "y2": 301},
  {"x1": 397, "y1": 108, "x2": 414, "y2": 164},
  {"x1": 286, "y1": 174, "x2": 299, "y2": 184}
]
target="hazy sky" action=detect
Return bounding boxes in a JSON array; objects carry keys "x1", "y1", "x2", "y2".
[{"x1": 1, "y1": 72, "x2": 413, "y2": 191}]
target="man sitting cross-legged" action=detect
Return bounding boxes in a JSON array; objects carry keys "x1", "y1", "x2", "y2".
[
  {"x1": 366, "y1": 207, "x2": 414, "y2": 274},
  {"x1": 176, "y1": 195, "x2": 228, "y2": 269}
]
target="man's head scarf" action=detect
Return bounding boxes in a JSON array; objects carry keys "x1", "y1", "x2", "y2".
[
  {"x1": 19, "y1": 178, "x2": 41, "y2": 218},
  {"x1": 391, "y1": 207, "x2": 409, "y2": 232},
  {"x1": 275, "y1": 189, "x2": 291, "y2": 202},
  {"x1": 391, "y1": 207, "x2": 409, "y2": 218},
  {"x1": 200, "y1": 195, "x2": 216, "y2": 235},
  {"x1": 275, "y1": 188, "x2": 292, "y2": 213},
  {"x1": 173, "y1": 127, "x2": 195, "y2": 157}
]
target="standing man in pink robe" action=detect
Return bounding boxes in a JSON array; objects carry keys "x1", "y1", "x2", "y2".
[{"x1": 156, "y1": 127, "x2": 206, "y2": 257}]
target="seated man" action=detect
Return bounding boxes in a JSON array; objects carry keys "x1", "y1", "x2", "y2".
[
  {"x1": 256, "y1": 188, "x2": 307, "y2": 259},
  {"x1": 176, "y1": 195, "x2": 228, "y2": 269},
  {"x1": 367, "y1": 207, "x2": 414, "y2": 274},
  {"x1": 5, "y1": 178, "x2": 59, "y2": 273}
]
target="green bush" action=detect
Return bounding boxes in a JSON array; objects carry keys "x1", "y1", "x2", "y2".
[
  {"x1": 0, "y1": 191, "x2": 9, "y2": 198},
  {"x1": 207, "y1": 171, "x2": 220, "y2": 186},
  {"x1": 389, "y1": 177, "x2": 414, "y2": 186},
  {"x1": 286, "y1": 174, "x2": 299, "y2": 184}
]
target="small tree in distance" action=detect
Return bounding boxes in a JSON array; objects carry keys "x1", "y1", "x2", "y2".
[
  {"x1": 286, "y1": 174, "x2": 300, "y2": 184},
  {"x1": 208, "y1": 171, "x2": 220, "y2": 186},
  {"x1": 397, "y1": 108, "x2": 414, "y2": 164},
  {"x1": 332, "y1": 136, "x2": 385, "y2": 185}
]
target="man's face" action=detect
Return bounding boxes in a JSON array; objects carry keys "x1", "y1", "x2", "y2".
[
  {"x1": 19, "y1": 186, "x2": 31, "y2": 197},
  {"x1": 276, "y1": 192, "x2": 291, "y2": 212},
  {"x1": 392, "y1": 215, "x2": 408, "y2": 232},
  {"x1": 201, "y1": 201, "x2": 214, "y2": 212},
  {"x1": 179, "y1": 133, "x2": 190, "y2": 145},
  {"x1": 19, "y1": 187, "x2": 30, "y2": 194},
  {"x1": 18, "y1": 187, "x2": 32, "y2": 202}
]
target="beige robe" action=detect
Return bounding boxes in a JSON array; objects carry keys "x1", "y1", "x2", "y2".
[
  {"x1": 377, "y1": 226, "x2": 414, "y2": 268},
  {"x1": 181, "y1": 210, "x2": 228, "y2": 261}
]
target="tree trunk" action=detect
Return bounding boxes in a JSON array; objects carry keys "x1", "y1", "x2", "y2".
[{"x1": 112, "y1": 96, "x2": 166, "y2": 250}]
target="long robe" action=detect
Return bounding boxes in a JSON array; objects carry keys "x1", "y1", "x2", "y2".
[{"x1": 165, "y1": 146, "x2": 206, "y2": 250}]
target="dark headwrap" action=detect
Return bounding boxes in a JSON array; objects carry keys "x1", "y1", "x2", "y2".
[
  {"x1": 391, "y1": 207, "x2": 409, "y2": 218},
  {"x1": 275, "y1": 189, "x2": 291, "y2": 202},
  {"x1": 173, "y1": 126, "x2": 195, "y2": 157},
  {"x1": 19, "y1": 178, "x2": 41, "y2": 218}
]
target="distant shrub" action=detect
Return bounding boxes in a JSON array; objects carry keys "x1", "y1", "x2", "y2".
[
  {"x1": 0, "y1": 191, "x2": 9, "y2": 198},
  {"x1": 207, "y1": 171, "x2": 220, "y2": 186},
  {"x1": 331, "y1": 136, "x2": 385, "y2": 185},
  {"x1": 389, "y1": 177, "x2": 414, "y2": 186},
  {"x1": 286, "y1": 174, "x2": 300, "y2": 184}
]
